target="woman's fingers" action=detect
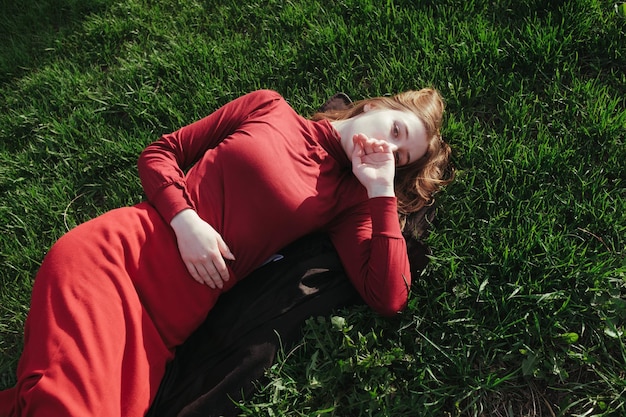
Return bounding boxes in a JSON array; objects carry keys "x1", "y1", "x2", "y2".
[
  {"x1": 178, "y1": 241, "x2": 230, "y2": 289},
  {"x1": 192, "y1": 235, "x2": 234, "y2": 289},
  {"x1": 209, "y1": 256, "x2": 230, "y2": 287},
  {"x1": 186, "y1": 258, "x2": 228, "y2": 289},
  {"x1": 353, "y1": 134, "x2": 396, "y2": 155},
  {"x1": 350, "y1": 133, "x2": 397, "y2": 197},
  {"x1": 170, "y1": 210, "x2": 236, "y2": 289},
  {"x1": 185, "y1": 261, "x2": 205, "y2": 286},
  {"x1": 217, "y1": 236, "x2": 236, "y2": 261},
  {"x1": 204, "y1": 255, "x2": 230, "y2": 289}
]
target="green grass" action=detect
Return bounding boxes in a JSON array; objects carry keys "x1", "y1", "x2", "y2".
[{"x1": 1, "y1": 0, "x2": 625, "y2": 415}]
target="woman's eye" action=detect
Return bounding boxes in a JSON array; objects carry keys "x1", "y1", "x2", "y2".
[{"x1": 393, "y1": 123, "x2": 399, "y2": 137}]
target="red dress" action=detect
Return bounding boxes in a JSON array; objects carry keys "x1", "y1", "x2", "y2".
[{"x1": 0, "y1": 90, "x2": 410, "y2": 416}]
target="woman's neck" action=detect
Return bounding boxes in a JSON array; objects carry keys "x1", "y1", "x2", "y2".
[{"x1": 329, "y1": 119, "x2": 353, "y2": 159}]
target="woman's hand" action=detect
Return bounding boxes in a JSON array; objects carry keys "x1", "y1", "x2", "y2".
[
  {"x1": 169, "y1": 209, "x2": 236, "y2": 289},
  {"x1": 350, "y1": 133, "x2": 397, "y2": 198}
]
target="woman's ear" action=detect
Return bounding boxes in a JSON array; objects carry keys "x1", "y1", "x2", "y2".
[{"x1": 363, "y1": 103, "x2": 374, "y2": 112}]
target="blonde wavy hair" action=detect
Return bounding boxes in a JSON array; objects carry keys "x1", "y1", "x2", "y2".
[{"x1": 312, "y1": 88, "x2": 454, "y2": 215}]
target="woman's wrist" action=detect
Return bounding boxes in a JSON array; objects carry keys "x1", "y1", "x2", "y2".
[
  {"x1": 170, "y1": 208, "x2": 199, "y2": 233},
  {"x1": 366, "y1": 184, "x2": 395, "y2": 198}
]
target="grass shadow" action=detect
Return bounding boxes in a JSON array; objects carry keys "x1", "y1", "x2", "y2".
[{"x1": 0, "y1": 0, "x2": 112, "y2": 84}]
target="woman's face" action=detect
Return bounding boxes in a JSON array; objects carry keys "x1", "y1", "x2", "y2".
[{"x1": 341, "y1": 106, "x2": 429, "y2": 167}]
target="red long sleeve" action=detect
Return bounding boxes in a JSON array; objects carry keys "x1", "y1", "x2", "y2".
[
  {"x1": 137, "y1": 89, "x2": 411, "y2": 315},
  {"x1": 328, "y1": 197, "x2": 410, "y2": 316},
  {"x1": 137, "y1": 90, "x2": 282, "y2": 224}
]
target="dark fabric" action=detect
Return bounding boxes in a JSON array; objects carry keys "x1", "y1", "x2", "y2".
[{"x1": 146, "y1": 234, "x2": 361, "y2": 417}]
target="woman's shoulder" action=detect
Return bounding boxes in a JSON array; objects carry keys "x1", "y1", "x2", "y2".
[
  {"x1": 241, "y1": 89, "x2": 284, "y2": 104},
  {"x1": 230, "y1": 89, "x2": 291, "y2": 117}
]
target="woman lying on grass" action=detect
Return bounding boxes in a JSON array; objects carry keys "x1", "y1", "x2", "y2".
[{"x1": 0, "y1": 88, "x2": 452, "y2": 417}]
